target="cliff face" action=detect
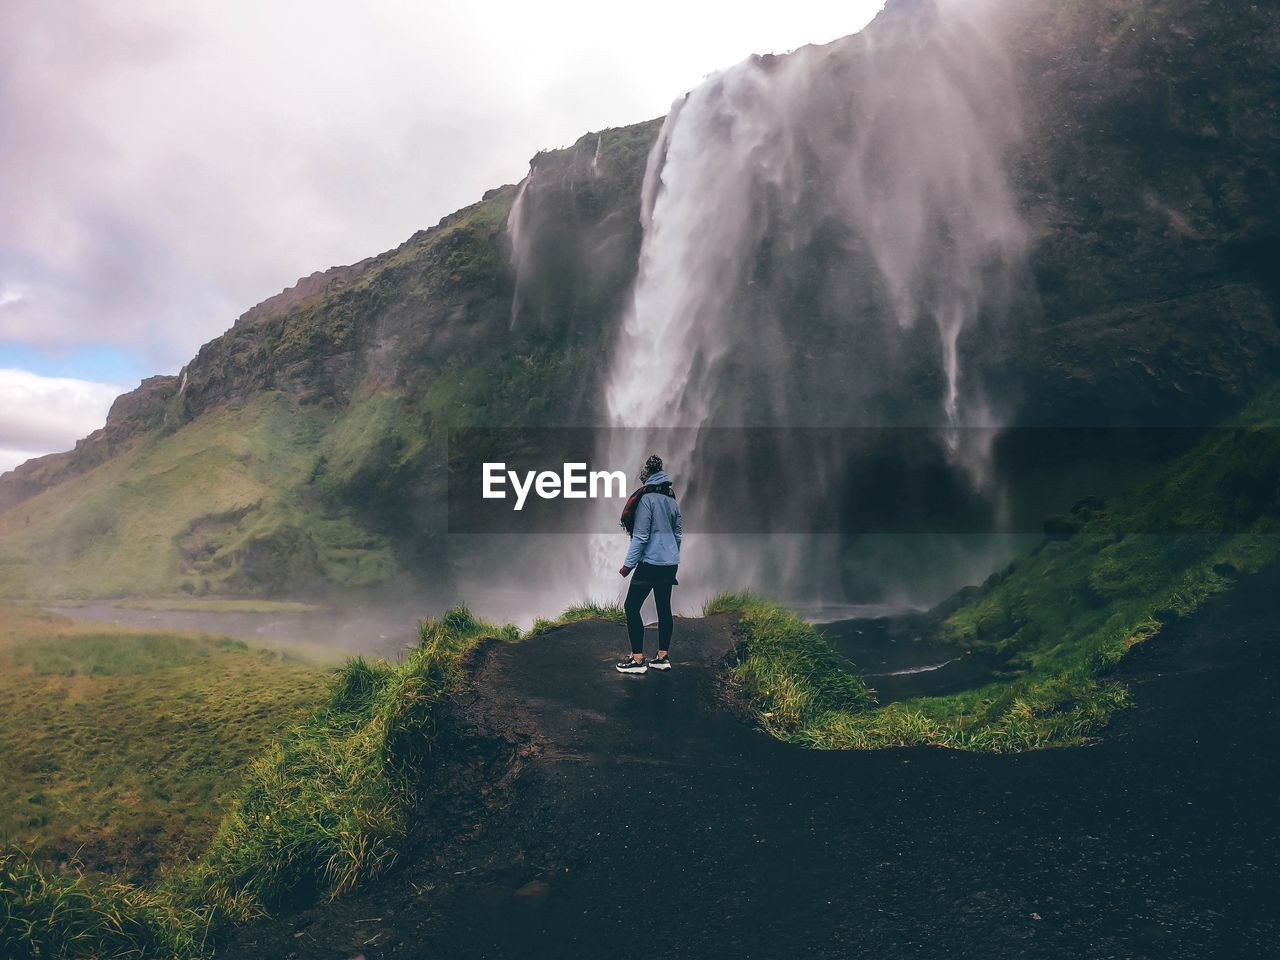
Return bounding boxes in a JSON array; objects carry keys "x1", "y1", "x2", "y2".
[
  {"x1": 1, "y1": 0, "x2": 1278, "y2": 598},
  {"x1": 172, "y1": 118, "x2": 659, "y2": 428},
  {"x1": 1009, "y1": 0, "x2": 1280, "y2": 422}
]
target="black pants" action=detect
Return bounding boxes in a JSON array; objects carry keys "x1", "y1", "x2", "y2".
[{"x1": 624, "y1": 577, "x2": 674, "y2": 656}]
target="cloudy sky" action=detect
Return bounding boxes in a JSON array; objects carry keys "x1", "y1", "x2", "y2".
[{"x1": 0, "y1": 0, "x2": 884, "y2": 473}]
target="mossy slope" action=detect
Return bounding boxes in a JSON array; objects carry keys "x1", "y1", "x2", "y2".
[{"x1": 0, "y1": 393, "x2": 397, "y2": 600}]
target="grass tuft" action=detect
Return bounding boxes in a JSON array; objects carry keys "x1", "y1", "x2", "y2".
[
  {"x1": 714, "y1": 596, "x2": 875, "y2": 732},
  {"x1": 0, "y1": 853, "x2": 213, "y2": 960},
  {"x1": 183, "y1": 605, "x2": 511, "y2": 921},
  {"x1": 702, "y1": 590, "x2": 760, "y2": 616},
  {"x1": 525, "y1": 599, "x2": 625, "y2": 638}
]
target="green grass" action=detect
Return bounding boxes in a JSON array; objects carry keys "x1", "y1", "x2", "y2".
[
  {"x1": 718, "y1": 597, "x2": 876, "y2": 732},
  {"x1": 720, "y1": 385, "x2": 1280, "y2": 752},
  {"x1": 1, "y1": 853, "x2": 213, "y2": 960},
  {"x1": 0, "y1": 607, "x2": 329, "y2": 879},
  {"x1": 0, "y1": 606, "x2": 515, "y2": 959},
  {"x1": 180, "y1": 606, "x2": 515, "y2": 919},
  {"x1": 526, "y1": 599, "x2": 626, "y2": 637},
  {"x1": 702, "y1": 591, "x2": 760, "y2": 616}
]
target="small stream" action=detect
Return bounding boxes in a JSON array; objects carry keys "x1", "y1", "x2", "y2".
[
  {"x1": 53, "y1": 604, "x2": 425, "y2": 656},
  {"x1": 819, "y1": 615, "x2": 1008, "y2": 703}
]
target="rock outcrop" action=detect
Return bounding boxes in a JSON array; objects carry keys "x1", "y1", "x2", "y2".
[{"x1": 0, "y1": 374, "x2": 180, "y2": 513}]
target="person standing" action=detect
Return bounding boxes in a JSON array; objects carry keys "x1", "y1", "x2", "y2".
[{"x1": 616, "y1": 454, "x2": 682, "y2": 674}]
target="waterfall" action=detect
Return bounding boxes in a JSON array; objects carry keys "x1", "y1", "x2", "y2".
[
  {"x1": 505, "y1": 177, "x2": 531, "y2": 326},
  {"x1": 592, "y1": 0, "x2": 1033, "y2": 605}
]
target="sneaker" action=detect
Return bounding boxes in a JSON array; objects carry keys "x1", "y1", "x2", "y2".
[
  {"x1": 649, "y1": 655, "x2": 672, "y2": 671},
  {"x1": 615, "y1": 657, "x2": 648, "y2": 674}
]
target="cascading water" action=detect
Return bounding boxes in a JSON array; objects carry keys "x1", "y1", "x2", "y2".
[
  {"x1": 589, "y1": 0, "x2": 1034, "y2": 607},
  {"x1": 505, "y1": 177, "x2": 531, "y2": 326}
]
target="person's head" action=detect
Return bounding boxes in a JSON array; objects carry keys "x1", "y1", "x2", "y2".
[{"x1": 640, "y1": 453, "x2": 664, "y2": 483}]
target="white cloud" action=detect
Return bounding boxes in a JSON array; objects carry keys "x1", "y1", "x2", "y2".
[
  {"x1": 0, "y1": 368, "x2": 124, "y2": 473},
  {"x1": 1, "y1": 1, "x2": 886, "y2": 376},
  {"x1": 0, "y1": 448, "x2": 45, "y2": 474}
]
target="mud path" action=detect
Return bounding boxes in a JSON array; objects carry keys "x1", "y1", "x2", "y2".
[{"x1": 223, "y1": 587, "x2": 1279, "y2": 959}]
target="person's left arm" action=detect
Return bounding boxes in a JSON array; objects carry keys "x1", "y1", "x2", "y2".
[{"x1": 621, "y1": 496, "x2": 652, "y2": 574}]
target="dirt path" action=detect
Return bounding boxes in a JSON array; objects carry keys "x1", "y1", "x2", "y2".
[{"x1": 223, "y1": 592, "x2": 1279, "y2": 959}]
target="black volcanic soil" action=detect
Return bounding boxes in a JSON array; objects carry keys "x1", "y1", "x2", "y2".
[{"x1": 223, "y1": 576, "x2": 1280, "y2": 960}]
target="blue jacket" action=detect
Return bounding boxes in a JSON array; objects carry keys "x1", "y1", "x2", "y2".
[{"x1": 623, "y1": 471, "x2": 682, "y2": 569}]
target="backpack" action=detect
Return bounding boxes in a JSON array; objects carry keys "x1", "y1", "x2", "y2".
[{"x1": 620, "y1": 482, "x2": 675, "y2": 535}]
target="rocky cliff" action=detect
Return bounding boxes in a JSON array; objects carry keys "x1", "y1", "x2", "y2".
[{"x1": 1011, "y1": 0, "x2": 1280, "y2": 422}]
